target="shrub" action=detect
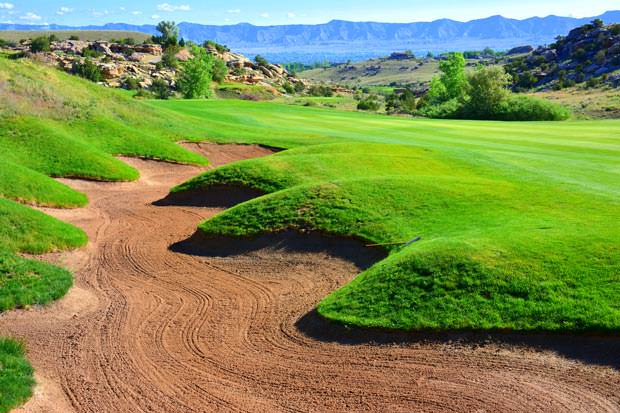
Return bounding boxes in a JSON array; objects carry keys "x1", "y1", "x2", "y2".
[
  {"x1": 254, "y1": 55, "x2": 269, "y2": 67},
  {"x1": 386, "y1": 90, "x2": 418, "y2": 114},
  {"x1": 495, "y1": 95, "x2": 570, "y2": 121},
  {"x1": 282, "y1": 82, "x2": 295, "y2": 94},
  {"x1": 176, "y1": 45, "x2": 214, "y2": 99},
  {"x1": 30, "y1": 36, "x2": 51, "y2": 53},
  {"x1": 418, "y1": 98, "x2": 463, "y2": 119},
  {"x1": 203, "y1": 40, "x2": 230, "y2": 54},
  {"x1": 212, "y1": 58, "x2": 228, "y2": 83},
  {"x1": 0, "y1": 38, "x2": 16, "y2": 48},
  {"x1": 72, "y1": 59, "x2": 102, "y2": 82},
  {"x1": 294, "y1": 82, "x2": 305, "y2": 93},
  {"x1": 307, "y1": 84, "x2": 333, "y2": 97},
  {"x1": 464, "y1": 66, "x2": 511, "y2": 118},
  {"x1": 161, "y1": 47, "x2": 179, "y2": 69},
  {"x1": 124, "y1": 77, "x2": 140, "y2": 90},
  {"x1": 68, "y1": 35, "x2": 80, "y2": 41},
  {"x1": 150, "y1": 79, "x2": 172, "y2": 100},
  {"x1": 357, "y1": 96, "x2": 381, "y2": 111},
  {"x1": 83, "y1": 48, "x2": 104, "y2": 59}
]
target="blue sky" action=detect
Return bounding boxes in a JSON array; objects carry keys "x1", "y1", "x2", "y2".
[{"x1": 1, "y1": 0, "x2": 619, "y2": 26}]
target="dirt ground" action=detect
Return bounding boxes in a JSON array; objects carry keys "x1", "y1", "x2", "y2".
[{"x1": 1, "y1": 143, "x2": 619, "y2": 412}]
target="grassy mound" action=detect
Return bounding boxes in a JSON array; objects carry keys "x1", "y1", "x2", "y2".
[
  {"x1": 0, "y1": 338, "x2": 34, "y2": 413},
  {"x1": 165, "y1": 100, "x2": 620, "y2": 333}
]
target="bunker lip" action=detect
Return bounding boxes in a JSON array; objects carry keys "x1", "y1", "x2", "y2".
[{"x1": 170, "y1": 229, "x2": 388, "y2": 270}]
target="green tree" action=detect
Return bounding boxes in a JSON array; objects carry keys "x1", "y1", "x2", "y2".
[
  {"x1": 151, "y1": 78, "x2": 172, "y2": 99},
  {"x1": 438, "y1": 52, "x2": 468, "y2": 100},
  {"x1": 30, "y1": 36, "x2": 51, "y2": 53},
  {"x1": 161, "y1": 47, "x2": 179, "y2": 69},
  {"x1": 254, "y1": 55, "x2": 268, "y2": 67},
  {"x1": 154, "y1": 21, "x2": 179, "y2": 48},
  {"x1": 177, "y1": 46, "x2": 214, "y2": 99},
  {"x1": 465, "y1": 65, "x2": 511, "y2": 117},
  {"x1": 212, "y1": 58, "x2": 228, "y2": 83}
]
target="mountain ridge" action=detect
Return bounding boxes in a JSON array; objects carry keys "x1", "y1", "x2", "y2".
[{"x1": 2, "y1": 11, "x2": 620, "y2": 62}]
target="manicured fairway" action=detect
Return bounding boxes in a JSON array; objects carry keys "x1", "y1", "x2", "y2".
[{"x1": 160, "y1": 99, "x2": 620, "y2": 332}]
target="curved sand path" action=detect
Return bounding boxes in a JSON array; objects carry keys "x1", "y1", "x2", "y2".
[{"x1": 1, "y1": 143, "x2": 620, "y2": 412}]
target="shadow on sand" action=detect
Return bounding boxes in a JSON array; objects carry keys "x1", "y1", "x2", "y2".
[
  {"x1": 153, "y1": 185, "x2": 265, "y2": 208},
  {"x1": 164, "y1": 185, "x2": 620, "y2": 371}
]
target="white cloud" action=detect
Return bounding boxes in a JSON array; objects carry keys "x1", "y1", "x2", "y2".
[
  {"x1": 19, "y1": 12, "x2": 42, "y2": 21},
  {"x1": 119, "y1": 7, "x2": 126, "y2": 11},
  {"x1": 151, "y1": 14, "x2": 161, "y2": 20},
  {"x1": 56, "y1": 7, "x2": 74, "y2": 16},
  {"x1": 227, "y1": 9, "x2": 241, "y2": 14},
  {"x1": 156, "y1": 3, "x2": 191, "y2": 12},
  {"x1": 287, "y1": 12, "x2": 296, "y2": 19},
  {"x1": 131, "y1": 10, "x2": 142, "y2": 15},
  {"x1": 260, "y1": 12, "x2": 270, "y2": 18},
  {"x1": 0, "y1": 2, "x2": 14, "y2": 9}
]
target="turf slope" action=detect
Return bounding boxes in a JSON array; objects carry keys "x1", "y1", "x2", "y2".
[{"x1": 161, "y1": 99, "x2": 620, "y2": 332}]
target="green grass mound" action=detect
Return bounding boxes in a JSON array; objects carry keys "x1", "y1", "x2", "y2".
[
  {"x1": 0, "y1": 55, "x2": 209, "y2": 209},
  {"x1": 166, "y1": 101, "x2": 620, "y2": 333},
  {"x1": 0, "y1": 338, "x2": 34, "y2": 413},
  {"x1": 0, "y1": 251, "x2": 72, "y2": 312}
]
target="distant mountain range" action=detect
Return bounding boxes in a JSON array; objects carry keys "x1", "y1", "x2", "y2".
[{"x1": 2, "y1": 11, "x2": 620, "y2": 63}]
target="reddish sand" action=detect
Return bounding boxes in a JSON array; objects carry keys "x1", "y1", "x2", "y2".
[{"x1": 1, "y1": 143, "x2": 619, "y2": 412}]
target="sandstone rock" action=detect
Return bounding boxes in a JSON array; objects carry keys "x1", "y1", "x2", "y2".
[{"x1": 507, "y1": 45, "x2": 533, "y2": 55}]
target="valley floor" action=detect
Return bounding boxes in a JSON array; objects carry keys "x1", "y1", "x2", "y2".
[{"x1": 2, "y1": 145, "x2": 619, "y2": 412}]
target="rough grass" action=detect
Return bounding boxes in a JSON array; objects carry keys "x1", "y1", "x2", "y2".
[
  {"x1": 163, "y1": 99, "x2": 620, "y2": 333},
  {"x1": 0, "y1": 338, "x2": 34, "y2": 413},
  {"x1": 0, "y1": 30, "x2": 151, "y2": 43}
]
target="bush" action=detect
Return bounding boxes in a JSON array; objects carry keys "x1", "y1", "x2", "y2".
[
  {"x1": 124, "y1": 77, "x2": 140, "y2": 90},
  {"x1": 418, "y1": 98, "x2": 463, "y2": 119},
  {"x1": 495, "y1": 95, "x2": 571, "y2": 121},
  {"x1": 357, "y1": 96, "x2": 381, "y2": 111},
  {"x1": 30, "y1": 36, "x2": 51, "y2": 53},
  {"x1": 150, "y1": 79, "x2": 172, "y2": 100},
  {"x1": 212, "y1": 58, "x2": 228, "y2": 83},
  {"x1": 282, "y1": 82, "x2": 295, "y2": 94},
  {"x1": 254, "y1": 55, "x2": 269, "y2": 67},
  {"x1": 83, "y1": 48, "x2": 104, "y2": 59},
  {"x1": 72, "y1": 59, "x2": 102, "y2": 82},
  {"x1": 176, "y1": 46, "x2": 214, "y2": 99},
  {"x1": 464, "y1": 66, "x2": 511, "y2": 118},
  {"x1": 203, "y1": 40, "x2": 230, "y2": 54},
  {"x1": 161, "y1": 47, "x2": 179, "y2": 69},
  {"x1": 307, "y1": 84, "x2": 333, "y2": 97},
  {"x1": 294, "y1": 82, "x2": 305, "y2": 93},
  {"x1": 68, "y1": 35, "x2": 80, "y2": 41},
  {"x1": 386, "y1": 90, "x2": 418, "y2": 114},
  {"x1": 0, "y1": 38, "x2": 16, "y2": 48}
]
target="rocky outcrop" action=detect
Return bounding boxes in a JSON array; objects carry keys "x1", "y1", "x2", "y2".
[
  {"x1": 4, "y1": 39, "x2": 305, "y2": 94},
  {"x1": 506, "y1": 21, "x2": 620, "y2": 90}
]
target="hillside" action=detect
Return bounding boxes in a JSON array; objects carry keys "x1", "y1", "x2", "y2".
[
  {"x1": 507, "y1": 20, "x2": 620, "y2": 90},
  {"x1": 161, "y1": 99, "x2": 620, "y2": 332},
  {"x1": 0, "y1": 30, "x2": 150, "y2": 43},
  {"x1": 2, "y1": 11, "x2": 620, "y2": 62}
]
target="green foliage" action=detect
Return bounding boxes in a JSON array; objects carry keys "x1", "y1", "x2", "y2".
[
  {"x1": 157, "y1": 98, "x2": 620, "y2": 332},
  {"x1": 161, "y1": 46, "x2": 179, "y2": 69},
  {"x1": 495, "y1": 95, "x2": 571, "y2": 121},
  {"x1": 203, "y1": 40, "x2": 230, "y2": 54},
  {"x1": 212, "y1": 58, "x2": 228, "y2": 83},
  {"x1": 150, "y1": 78, "x2": 172, "y2": 100},
  {"x1": 438, "y1": 52, "x2": 468, "y2": 101},
  {"x1": 82, "y1": 47, "x2": 104, "y2": 59},
  {"x1": 177, "y1": 46, "x2": 214, "y2": 99},
  {"x1": 254, "y1": 55, "x2": 269, "y2": 67},
  {"x1": 464, "y1": 65, "x2": 511, "y2": 118},
  {"x1": 124, "y1": 77, "x2": 140, "y2": 90},
  {"x1": 307, "y1": 84, "x2": 333, "y2": 97},
  {"x1": 386, "y1": 90, "x2": 418, "y2": 114},
  {"x1": 30, "y1": 36, "x2": 50, "y2": 53},
  {"x1": 356, "y1": 95, "x2": 381, "y2": 111},
  {"x1": 178, "y1": 38, "x2": 186, "y2": 47},
  {"x1": 153, "y1": 21, "x2": 179, "y2": 48},
  {"x1": 68, "y1": 35, "x2": 80, "y2": 40},
  {"x1": 0, "y1": 338, "x2": 34, "y2": 413},
  {"x1": 72, "y1": 59, "x2": 102, "y2": 82},
  {"x1": 282, "y1": 82, "x2": 295, "y2": 94}
]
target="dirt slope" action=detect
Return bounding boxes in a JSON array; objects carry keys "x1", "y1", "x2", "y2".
[{"x1": 1, "y1": 143, "x2": 619, "y2": 413}]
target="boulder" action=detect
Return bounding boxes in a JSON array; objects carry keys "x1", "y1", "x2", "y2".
[{"x1": 507, "y1": 45, "x2": 533, "y2": 55}]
